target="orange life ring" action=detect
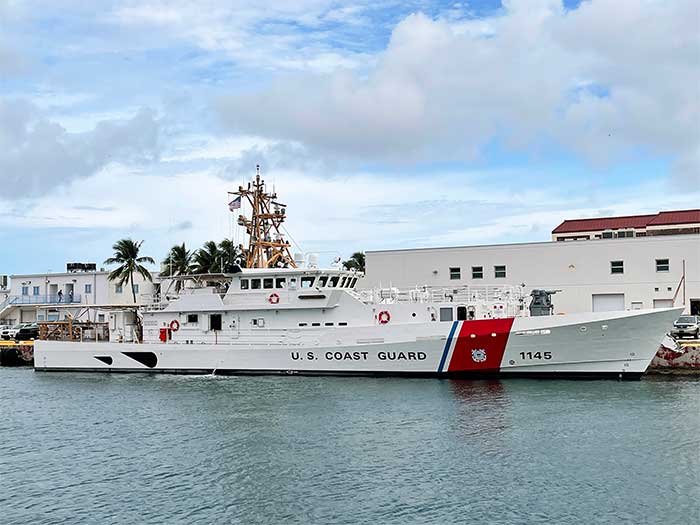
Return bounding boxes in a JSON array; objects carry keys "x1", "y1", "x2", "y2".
[
  {"x1": 169, "y1": 319, "x2": 180, "y2": 332},
  {"x1": 378, "y1": 311, "x2": 391, "y2": 324},
  {"x1": 268, "y1": 293, "x2": 280, "y2": 305}
]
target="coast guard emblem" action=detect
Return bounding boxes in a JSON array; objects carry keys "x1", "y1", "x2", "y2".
[{"x1": 471, "y1": 348, "x2": 487, "y2": 363}]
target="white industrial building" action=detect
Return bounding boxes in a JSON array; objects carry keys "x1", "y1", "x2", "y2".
[
  {"x1": 0, "y1": 264, "x2": 158, "y2": 326},
  {"x1": 365, "y1": 210, "x2": 700, "y2": 316}
]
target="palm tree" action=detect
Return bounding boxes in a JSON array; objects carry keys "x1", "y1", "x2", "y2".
[
  {"x1": 193, "y1": 241, "x2": 222, "y2": 274},
  {"x1": 342, "y1": 251, "x2": 365, "y2": 273},
  {"x1": 161, "y1": 243, "x2": 194, "y2": 292},
  {"x1": 219, "y1": 238, "x2": 246, "y2": 272},
  {"x1": 104, "y1": 239, "x2": 155, "y2": 302}
]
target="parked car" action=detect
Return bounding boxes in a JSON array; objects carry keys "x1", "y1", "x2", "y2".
[
  {"x1": 671, "y1": 316, "x2": 700, "y2": 340},
  {"x1": 1, "y1": 323, "x2": 33, "y2": 341},
  {"x1": 15, "y1": 323, "x2": 39, "y2": 341}
]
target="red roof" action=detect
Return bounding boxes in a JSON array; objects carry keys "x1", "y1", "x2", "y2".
[
  {"x1": 647, "y1": 209, "x2": 700, "y2": 226},
  {"x1": 552, "y1": 209, "x2": 700, "y2": 234}
]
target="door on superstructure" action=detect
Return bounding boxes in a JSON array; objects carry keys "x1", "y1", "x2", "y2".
[
  {"x1": 457, "y1": 306, "x2": 467, "y2": 321},
  {"x1": 210, "y1": 314, "x2": 222, "y2": 331},
  {"x1": 689, "y1": 299, "x2": 699, "y2": 316}
]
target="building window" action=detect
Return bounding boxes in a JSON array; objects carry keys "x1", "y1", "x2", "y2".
[
  {"x1": 616, "y1": 231, "x2": 634, "y2": 238},
  {"x1": 33, "y1": 286, "x2": 40, "y2": 295},
  {"x1": 449, "y1": 267, "x2": 461, "y2": 280},
  {"x1": 439, "y1": 307, "x2": 453, "y2": 322},
  {"x1": 471, "y1": 266, "x2": 483, "y2": 279},
  {"x1": 133, "y1": 284, "x2": 139, "y2": 295},
  {"x1": 98, "y1": 314, "x2": 105, "y2": 323},
  {"x1": 85, "y1": 283, "x2": 92, "y2": 294},
  {"x1": 21, "y1": 286, "x2": 28, "y2": 295},
  {"x1": 494, "y1": 265, "x2": 507, "y2": 279},
  {"x1": 611, "y1": 261, "x2": 624, "y2": 274},
  {"x1": 187, "y1": 314, "x2": 198, "y2": 324},
  {"x1": 115, "y1": 284, "x2": 123, "y2": 293},
  {"x1": 655, "y1": 259, "x2": 669, "y2": 272},
  {"x1": 602, "y1": 231, "x2": 613, "y2": 239}
]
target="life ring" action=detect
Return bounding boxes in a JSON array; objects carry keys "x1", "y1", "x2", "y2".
[
  {"x1": 268, "y1": 293, "x2": 280, "y2": 305},
  {"x1": 169, "y1": 319, "x2": 180, "y2": 332},
  {"x1": 378, "y1": 311, "x2": 391, "y2": 324}
]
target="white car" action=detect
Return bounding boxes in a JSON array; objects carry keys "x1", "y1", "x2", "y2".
[{"x1": 1, "y1": 323, "x2": 33, "y2": 341}]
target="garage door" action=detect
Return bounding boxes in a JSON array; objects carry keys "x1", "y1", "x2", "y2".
[
  {"x1": 653, "y1": 299, "x2": 674, "y2": 309},
  {"x1": 592, "y1": 294, "x2": 625, "y2": 312}
]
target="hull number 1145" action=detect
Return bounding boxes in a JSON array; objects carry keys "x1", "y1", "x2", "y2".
[{"x1": 519, "y1": 351, "x2": 552, "y2": 360}]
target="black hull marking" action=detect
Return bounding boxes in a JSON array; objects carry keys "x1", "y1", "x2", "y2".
[{"x1": 121, "y1": 352, "x2": 158, "y2": 368}]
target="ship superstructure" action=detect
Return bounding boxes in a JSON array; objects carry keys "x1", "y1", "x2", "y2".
[{"x1": 34, "y1": 167, "x2": 681, "y2": 379}]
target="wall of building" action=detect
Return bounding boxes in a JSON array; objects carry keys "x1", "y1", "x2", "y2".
[{"x1": 364, "y1": 234, "x2": 700, "y2": 315}]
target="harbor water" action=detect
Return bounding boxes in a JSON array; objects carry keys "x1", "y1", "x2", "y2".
[{"x1": 1, "y1": 369, "x2": 699, "y2": 524}]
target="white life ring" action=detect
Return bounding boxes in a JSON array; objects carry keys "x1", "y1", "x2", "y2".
[
  {"x1": 169, "y1": 319, "x2": 180, "y2": 332},
  {"x1": 268, "y1": 293, "x2": 280, "y2": 305},
  {"x1": 378, "y1": 311, "x2": 391, "y2": 324}
]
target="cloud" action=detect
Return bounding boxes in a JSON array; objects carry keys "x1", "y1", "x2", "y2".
[
  {"x1": 0, "y1": 100, "x2": 161, "y2": 199},
  {"x1": 214, "y1": 1, "x2": 700, "y2": 179}
]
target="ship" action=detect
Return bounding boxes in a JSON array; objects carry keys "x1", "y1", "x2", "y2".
[{"x1": 34, "y1": 167, "x2": 681, "y2": 379}]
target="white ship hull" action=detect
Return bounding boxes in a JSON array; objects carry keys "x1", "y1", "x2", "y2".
[{"x1": 34, "y1": 307, "x2": 681, "y2": 379}]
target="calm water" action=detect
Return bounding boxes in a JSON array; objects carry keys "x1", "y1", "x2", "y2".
[{"x1": 1, "y1": 369, "x2": 699, "y2": 524}]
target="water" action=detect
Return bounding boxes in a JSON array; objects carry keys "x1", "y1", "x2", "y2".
[{"x1": 1, "y1": 369, "x2": 699, "y2": 524}]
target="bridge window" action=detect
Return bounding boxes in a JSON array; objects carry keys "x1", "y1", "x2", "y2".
[
  {"x1": 240, "y1": 279, "x2": 249, "y2": 290},
  {"x1": 187, "y1": 314, "x2": 198, "y2": 324},
  {"x1": 440, "y1": 307, "x2": 453, "y2": 322},
  {"x1": 329, "y1": 276, "x2": 339, "y2": 287},
  {"x1": 251, "y1": 279, "x2": 261, "y2": 289},
  {"x1": 301, "y1": 277, "x2": 315, "y2": 288},
  {"x1": 340, "y1": 277, "x2": 347, "y2": 287},
  {"x1": 276, "y1": 277, "x2": 286, "y2": 288},
  {"x1": 350, "y1": 278, "x2": 357, "y2": 288},
  {"x1": 318, "y1": 276, "x2": 328, "y2": 287},
  {"x1": 263, "y1": 278, "x2": 274, "y2": 289}
]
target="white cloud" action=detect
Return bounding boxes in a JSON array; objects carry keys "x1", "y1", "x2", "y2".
[{"x1": 214, "y1": 1, "x2": 700, "y2": 181}]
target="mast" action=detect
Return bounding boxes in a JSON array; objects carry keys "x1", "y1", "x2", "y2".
[{"x1": 231, "y1": 165, "x2": 297, "y2": 269}]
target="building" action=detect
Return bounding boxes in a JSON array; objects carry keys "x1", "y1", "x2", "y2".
[
  {"x1": 551, "y1": 209, "x2": 700, "y2": 241},
  {"x1": 365, "y1": 233, "x2": 700, "y2": 316},
  {"x1": 0, "y1": 264, "x2": 158, "y2": 326}
]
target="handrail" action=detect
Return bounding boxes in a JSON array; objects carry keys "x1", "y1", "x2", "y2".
[{"x1": 5, "y1": 294, "x2": 82, "y2": 305}]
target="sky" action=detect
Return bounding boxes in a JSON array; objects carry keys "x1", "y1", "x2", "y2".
[{"x1": 0, "y1": 0, "x2": 698, "y2": 275}]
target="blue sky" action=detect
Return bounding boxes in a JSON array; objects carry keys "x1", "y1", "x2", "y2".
[{"x1": 0, "y1": 0, "x2": 698, "y2": 275}]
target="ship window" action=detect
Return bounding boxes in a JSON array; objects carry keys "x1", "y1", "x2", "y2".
[
  {"x1": 655, "y1": 259, "x2": 669, "y2": 272},
  {"x1": 263, "y1": 278, "x2": 274, "y2": 289},
  {"x1": 494, "y1": 265, "x2": 506, "y2": 278},
  {"x1": 350, "y1": 278, "x2": 357, "y2": 288},
  {"x1": 329, "y1": 276, "x2": 339, "y2": 287},
  {"x1": 338, "y1": 322, "x2": 348, "y2": 326},
  {"x1": 312, "y1": 322, "x2": 321, "y2": 327},
  {"x1": 240, "y1": 279, "x2": 249, "y2": 290},
  {"x1": 257, "y1": 318, "x2": 265, "y2": 328},
  {"x1": 457, "y1": 306, "x2": 467, "y2": 321},
  {"x1": 319, "y1": 276, "x2": 328, "y2": 287},
  {"x1": 325, "y1": 322, "x2": 334, "y2": 326},
  {"x1": 187, "y1": 314, "x2": 198, "y2": 324},
  {"x1": 301, "y1": 277, "x2": 315, "y2": 288},
  {"x1": 611, "y1": 260, "x2": 624, "y2": 274},
  {"x1": 472, "y1": 266, "x2": 483, "y2": 279},
  {"x1": 440, "y1": 307, "x2": 453, "y2": 322},
  {"x1": 338, "y1": 277, "x2": 346, "y2": 287},
  {"x1": 298, "y1": 322, "x2": 308, "y2": 327},
  {"x1": 289, "y1": 278, "x2": 297, "y2": 290},
  {"x1": 210, "y1": 314, "x2": 222, "y2": 331},
  {"x1": 251, "y1": 279, "x2": 261, "y2": 289},
  {"x1": 276, "y1": 277, "x2": 286, "y2": 288}
]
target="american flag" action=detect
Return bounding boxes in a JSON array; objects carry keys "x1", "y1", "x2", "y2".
[{"x1": 228, "y1": 196, "x2": 241, "y2": 211}]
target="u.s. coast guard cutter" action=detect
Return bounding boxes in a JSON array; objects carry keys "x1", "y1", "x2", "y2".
[{"x1": 35, "y1": 168, "x2": 680, "y2": 379}]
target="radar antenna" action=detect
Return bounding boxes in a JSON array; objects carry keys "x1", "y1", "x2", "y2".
[{"x1": 231, "y1": 165, "x2": 296, "y2": 269}]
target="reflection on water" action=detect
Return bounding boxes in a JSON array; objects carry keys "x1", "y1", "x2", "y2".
[{"x1": 1, "y1": 369, "x2": 699, "y2": 524}]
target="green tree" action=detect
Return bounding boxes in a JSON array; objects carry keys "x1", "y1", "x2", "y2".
[
  {"x1": 104, "y1": 239, "x2": 155, "y2": 302},
  {"x1": 160, "y1": 243, "x2": 194, "y2": 292},
  {"x1": 193, "y1": 240, "x2": 222, "y2": 274},
  {"x1": 342, "y1": 251, "x2": 365, "y2": 273},
  {"x1": 219, "y1": 238, "x2": 247, "y2": 272}
]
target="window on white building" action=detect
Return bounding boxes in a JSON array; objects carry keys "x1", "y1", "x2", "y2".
[
  {"x1": 33, "y1": 286, "x2": 40, "y2": 295},
  {"x1": 611, "y1": 260, "x2": 624, "y2": 274},
  {"x1": 21, "y1": 286, "x2": 28, "y2": 295},
  {"x1": 449, "y1": 267, "x2": 461, "y2": 280},
  {"x1": 602, "y1": 231, "x2": 614, "y2": 239},
  {"x1": 85, "y1": 283, "x2": 92, "y2": 293},
  {"x1": 655, "y1": 259, "x2": 670, "y2": 272},
  {"x1": 115, "y1": 284, "x2": 123, "y2": 293},
  {"x1": 133, "y1": 284, "x2": 139, "y2": 295},
  {"x1": 494, "y1": 265, "x2": 507, "y2": 279},
  {"x1": 98, "y1": 314, "x2": 105, "y2": 323},
  {"x1": 471, "y1": 266, "x2": 483, "y2": 279}
]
